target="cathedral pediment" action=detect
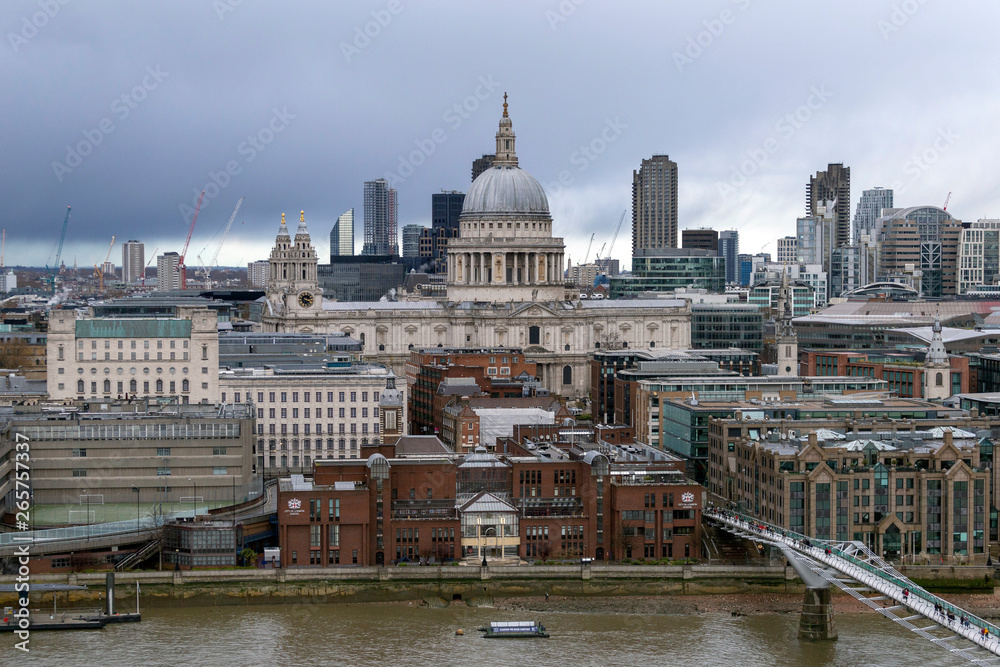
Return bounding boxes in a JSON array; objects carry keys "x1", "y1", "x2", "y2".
[{"x1": 512, "y1": 302, "x2": 558, "y2": 318}]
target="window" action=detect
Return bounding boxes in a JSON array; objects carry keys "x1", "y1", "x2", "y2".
[
  {"x1": 212, "y1": 447, "x2": 227, "y2": 455},
  {"x1": 213, "y1": 467, "x2": 227, "y2": 475},
  {"x1": 562, "y1": 365, "x2": 572, "y2": 385},
  {"x1": 72, "y1": 448, "x2": 86, "y2": 457},
  {"x1": 72, "y1": 469, "x2": 87, "y2": 477},
  {"x1": 157, "y1": 447, "x2": 171, "y2": 457},
  {"x1": 157, "y1": 468, "x2": 171, "y2": 476},
  {"x1": 182, "y1": 379, "x2": 189, "y2": 392},
  {"x1": 77, "y1": 379, "x2": 85, "y2": 393},
  {"x1": 529, "y1": 326, "x2": 540, "y2": 345},
  {"x1": 156, "y1": 379, "x2": 163, "y2": 392}
]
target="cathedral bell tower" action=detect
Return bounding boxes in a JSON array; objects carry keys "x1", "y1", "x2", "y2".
[
  {"x1": 379, "y1": 373, "x2": 404, "y2": 446},
  {"x1": 265, "y1": 211, "x2": 322, "y2": 320},
  {"x1": 923, "y1": 311, "x2": 952, "y2": 401}
]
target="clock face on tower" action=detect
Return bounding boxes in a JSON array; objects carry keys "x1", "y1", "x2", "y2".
[{"x1": 297, "y1": 292, "x2": 314, "y2": 308}]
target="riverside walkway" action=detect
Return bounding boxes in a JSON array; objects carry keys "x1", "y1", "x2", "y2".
[{"x1": 707, "y1": 507, "x2": 1000, "y2": 664}]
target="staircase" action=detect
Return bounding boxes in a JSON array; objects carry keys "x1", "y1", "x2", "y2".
[
  {"x1": 114, "y1": 537, "x2": 162, "y2": 572},
  {"x1": 702, "y1": 522, "x2": 766, "y2": 565}
]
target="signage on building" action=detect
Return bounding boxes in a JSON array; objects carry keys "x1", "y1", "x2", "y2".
[
  {"x1": 286, "y1": 498, "x2": 304, "y2": 516},
  {"x1": 678, "y1": 491, "x2": 698, "y2": 509}
]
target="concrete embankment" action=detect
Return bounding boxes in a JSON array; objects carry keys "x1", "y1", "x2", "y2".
[
  {"x1": 1, "y1": 564, "x2": 800, "y2": 608},
  {"x1": 2, "y1": 563, "x2": 994, "y2": 609}
]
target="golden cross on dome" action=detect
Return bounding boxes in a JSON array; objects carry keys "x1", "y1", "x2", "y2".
[
  {"x1": 281, "y1": 213, "x2": 285, "y2": 225},
  {"x1": 300, "y1": 210, "x2": 305, "y2": 222},
  {"x1": 503, "y1": 92, "x2": 508, "y2": 118}
]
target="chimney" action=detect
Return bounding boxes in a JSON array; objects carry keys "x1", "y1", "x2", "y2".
[
  {"x1": 944, "y1": 430, "x2": 953, "y2": 447},
  {"x1": 808, "y1": 432, "x2": 818, "y2": 448}
]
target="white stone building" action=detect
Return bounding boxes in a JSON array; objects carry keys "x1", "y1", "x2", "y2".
[
  {"x1": 260, "y1": 100, "x2": 691, "y2": 397},
  {"x1": 47, "y1": 306, "x2": 220, "y2": 404}
]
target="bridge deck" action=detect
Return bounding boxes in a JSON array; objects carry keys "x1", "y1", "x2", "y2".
[{"x1": 708, "y1": 508, "x2": 1000, "y2": 664}]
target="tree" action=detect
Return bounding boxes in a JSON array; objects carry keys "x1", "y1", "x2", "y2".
[
  {"x1": 597, "y1": 329, "x2": 626, "y2": 351},
  {"x1": 240, "y1": 547, "x2": 258, "y2": 567},
  {"x1": 612, "y1": 520, "x2": 640, "y2": 561}
]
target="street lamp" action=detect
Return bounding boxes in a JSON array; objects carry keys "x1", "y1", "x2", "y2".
[{"x1": 131, "y1": 486, "x2": 140, "y2": 534}]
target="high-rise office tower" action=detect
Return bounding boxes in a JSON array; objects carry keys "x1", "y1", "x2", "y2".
[
  {"x1": 401, "y1": 224, "x2": 424, "y2": 258},
  {"x1": 362, "y1": 179, "x2": 398, "y2": 256},
  {"x1": 718, "y1": 230, "x2": 739, "y2": 284},
  {"x1": 681, "y1": 228, "x2": 718, "y2": 251},
  {"x1": 330, "y1": 208, "x2": 354, "y2": 258},
  {"x1": 121, "y1": 240, "x2": 144, "y2": 284},
  {"x1": 421, "y1": 190, "x2": 466, "y2": 273},
  {"x1": 632, "y1": 155, "x2": 678, "y2": 254},
  {"x1": 776, "y1": 236, "x2": 798, "y2": 264},
  {"x1": 853, "y1": 187, "x2": 893, "y2": 242},
  {"x1": 472, "y1": 154, "x2": 495, "y2": 182},
  {"x1": 807, "y1": 163, "x2": 851, "y2": 249},
  {"x1": 157, "y1": 252, "x2": 181, "y2": 291}
]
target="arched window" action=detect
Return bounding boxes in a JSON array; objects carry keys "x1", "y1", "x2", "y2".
[
  {"x1": 650, "y1": 341, "x2": 655, "y2": 348},
  {"x1": 936, "y1": 372, "x2": 943, "y2": 387},
  {"x1": 564, "y1": 344, "x2": 570, "y2": 351},
  {"x1": 77, "y1": 379, "x2": 85, "y2": 394},
  {"x1": 359, "y1": 332, "x2": 365, "y2": 347},
  {"x1": 129, "y1": 379, "x2": 137, "y2": 393},
  {"x1": 182, "y1": 379, "x2": 189, "y2": 392},
  {"x1": 378, "y1": 344, "x2": 385, "y2": 351},
  {"x1": 155, "y1": 379, "x2": 163, "y2": 392},
  {"x1": 529, "y1": 326, "x2": 540, "y2": 345},
  {"x1": 562, "y1": 365, "x2": 572, "y2": 385},
  {"x1": 338, "y1": 438, "x2": 346, "y2": 450},
  {"x1": 103, "y1": 379, "x2": 111, "y2": 393}
]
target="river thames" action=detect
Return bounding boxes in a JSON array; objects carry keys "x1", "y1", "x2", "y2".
[{"x1": 7, "y1": 601, "x2": 969, "y2": 666}]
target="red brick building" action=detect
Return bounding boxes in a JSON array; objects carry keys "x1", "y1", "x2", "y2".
[
  {"x1": 800, "y1": 349, "x2": 971, "y2": 398},
  {"x1": 278, "y1": 433, "x2": 702, "y2": 566}
]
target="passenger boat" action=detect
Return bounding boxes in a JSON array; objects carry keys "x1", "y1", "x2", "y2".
[{"x1": 479, "y1": 621, "x2": 549, "y2": 638}]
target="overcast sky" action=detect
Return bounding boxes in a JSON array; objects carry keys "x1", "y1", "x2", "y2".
[{"x1": 2, "y1": 1, "x2": 997, "y2": 273}]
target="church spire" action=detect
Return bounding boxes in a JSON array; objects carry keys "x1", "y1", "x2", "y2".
[
  {"x1": 494, "y1": 93, "x2": 518, "y2": 167},
  {"x1": 926, "y1": 309, "x2": 949, "y2": 367}
]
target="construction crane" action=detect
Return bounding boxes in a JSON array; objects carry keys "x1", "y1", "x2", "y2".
[
  {"x1": 583, "y1": 233, "x2": 595, "y2": 266},
  {"x1": 604, "y1": 210, "x2": 626, "y2": 259},
  {"x1": 197, "y1": 196, "x2": 244, "y2": 289},
  {"x1": 142, "y1": 247, "x2": 158, "y2": 286},
  {"x1": 178, "y1": 190, "x2": 204, "y2": 289},
  {"x1": 943, "y1": 191, "x2": 952, "y2": 211},
  {"x1": 93, "y1": 235, "x2": 116, "y2": 292},
  {"x1": 45, "y1": 206, "x2": 71, "y2": 294}
]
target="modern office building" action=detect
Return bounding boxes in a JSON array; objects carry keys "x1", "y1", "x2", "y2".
[
  {"x1": 247, "y1": 259, "x2": 269, "y2": 289},
  {"x1": 0, "y1": 399, "x2": 255, "y2": 508},
  {"x1": 330, "y1": 209, "x2": 354, "y2": 258},
  {"x1": 718, "y1": 230, "x2": 739, "y2": 284},
  {"x1": 401, "y1": 224, "x2": 424, "y2": 258},
  {"x1": 748, "y1": 276, "x2": 815, "y2": 317},
  {"x1": 0, "y1": 270, "x2": 16, "y2": 293},
  {"x1": 958, "y1": 219, "x2": 1000, "y2": 295},
  {"x1": 681, "y1": 228, "x2": 718, "y2": 251},
  {"x1": 709, "y1": 417, "x2": 997, "y2": 560},
  {"x1": 609, "y1": 249, "x2": 725, "y2": 297},
  {"x1": 472, "y1": 154, "x2": 495, "y2": 182},
  {"x1": 877, "y1": 206, "x2": 961, "y2": 297},
  {"x1": 777, "y1": 236, "x2": 797, "y2": 264},
  {"x1": 362, "y1": 179, "x2": 398, "y2": 256},
  {"x1": 419, "y1": 191, "x2": 466, "y2": 273},
  {"x1": 157, "y1": 252, "x2": 181, "y2": 291},
  {"x1": 690, "y1": 303, "x2": 764, "y2": 352},
  {"x1": 853, "y1": 186, "x2": 893, "y2": 242},
  {"x1": 122, "y1": 240, "x2": 144, "y2": 284},
  {"x1": 807, "y1": 163, "x2": 851, "y2": 249},
  {"x1": 632, "y1": 155, "x2": 678, "y2": 254},
  {"x1": 318, "y1": 255, "x2": 406, "y2": 302},
  {"x1": 46, "y1": 306, "x2": 220, "y2": 404}
]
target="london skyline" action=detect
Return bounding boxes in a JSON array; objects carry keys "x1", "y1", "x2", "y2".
[{"x1": 1, "y1": 1, "x2": 996, "y2": 270}]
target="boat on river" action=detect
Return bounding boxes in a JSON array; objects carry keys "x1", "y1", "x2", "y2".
[{"x1": 479, "y1": 621, "x2": 549, "y2": 638}]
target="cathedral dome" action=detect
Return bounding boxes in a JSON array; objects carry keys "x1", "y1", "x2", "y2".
[{"x1": 462, "y1": 165, "x2": 550, "y2": 216}]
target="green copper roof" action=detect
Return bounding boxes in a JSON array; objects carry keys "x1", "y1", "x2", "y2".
[{"x1": 75, "y1": 319, "x2": 192, "y2": 338}]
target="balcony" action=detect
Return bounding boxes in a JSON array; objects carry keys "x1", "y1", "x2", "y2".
[
  {"x1": 391, "y1": 499, "x2": 458, "y2": 520},
  {"x1": 515, "y1": 496, "x2": 585, "y2": 518}
]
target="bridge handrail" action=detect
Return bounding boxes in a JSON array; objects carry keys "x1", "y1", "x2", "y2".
[
  {"x1": 0, "y1": 516, "x2": 166, "y2": 547},
  {"x1": 707, "y1": 507, "x2": 1000, "y2": 639}
]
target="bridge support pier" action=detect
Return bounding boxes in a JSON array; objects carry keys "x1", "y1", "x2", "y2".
[{"x1": 799, "y1": 586, "x2": 837, "y2": 641}]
